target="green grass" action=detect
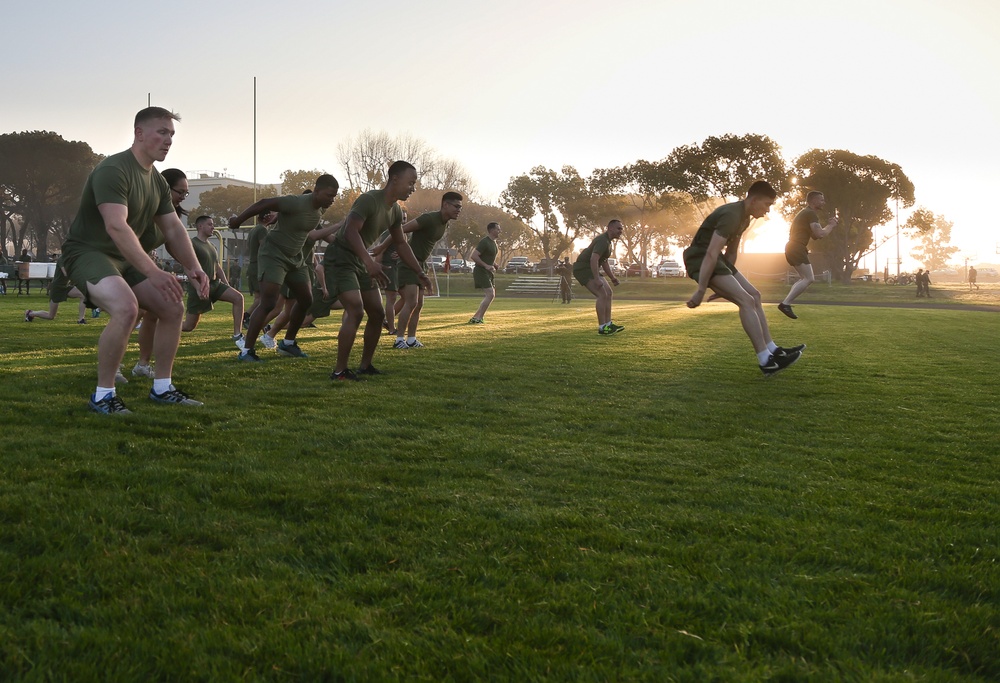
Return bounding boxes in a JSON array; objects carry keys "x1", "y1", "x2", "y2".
[{"x1": 1, "y1": 290, "x2": 998, "y2": 681}]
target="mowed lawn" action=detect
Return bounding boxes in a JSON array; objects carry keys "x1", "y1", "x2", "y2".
[{"x1": 0, "y1": 291, "x2": 997, "y2": 681}]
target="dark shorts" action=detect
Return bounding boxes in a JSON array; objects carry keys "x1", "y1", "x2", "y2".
[
  {"x1": 186, "y1": 279, "x2": 233, "y2": 314},
  {"x1": 398, "y1": 261, "x2": 426, "y2": 288},
  {"x1": 324, "y1": 242, "x2": 379, "y2": 299},
  {"x1": 258, "y1": 242, "x2": 310, "y2": 289},
  {"x1": 785, "y1": 242, "x2": 810, "y2": 267},
  {"x1": 61, "y1": 248, "x2": 148, "y2": 303},
  {"x1": 246, "y1": 262, "x2": 260, "y2": 294},
  {"x1": 307, "y1": 284, "x2": 341, "y2": 319},
  {"x1": 683, "y1": 247, "x2": 737, "y2": 284},
  {"x1": 473, "y1": 266, "x2": 494, "y2": 289},
  {"x1": 574, "y1": 267, "x2": 600, "y2": 288},
  {"x1": 381, "y1": 261, "x2": 399, "y2": 292}
]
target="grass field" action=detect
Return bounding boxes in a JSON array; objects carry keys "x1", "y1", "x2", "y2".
[{"x1": 1, "y1": 286, "x2": 998, "y2": 681}]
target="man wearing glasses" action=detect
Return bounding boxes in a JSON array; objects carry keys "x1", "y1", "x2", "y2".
[{"x1": 59, "y1": 107, "x2": 210, "y2": 414}]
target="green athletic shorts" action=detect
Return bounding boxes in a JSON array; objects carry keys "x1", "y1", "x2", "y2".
[
  {"x1": 61, "y1": 248, "x2": 148, "y2": 303},
  {"x1": 683, "y1": 247, "x2": 737, "y2": 284},
  {"x1": 323, "y1": 242, "x2": 379, "y2": 298},
  {"x1": 784, "y1": 242, "x2": 810, "y2": 267},
  {"x1": 48, "y1": 265, "x2": 74, "y2": 303},
  {"x1": 246, "y1": 262, "x2": 260, "y2": 294},
  {"x1": 185, "y1": 279, "x2": 232, "y2": 314},
  {"x1": 473, "y1": 266, "x2": 494, "y2": 289},
  {"x1": 257, "y1": 242, "x2": 310, "y2": 289},
  {"x1": 306, "y1": 284, "x2": 340, "y2": 319},
  {"x1": 381, "y1": 260, "x2": 399, "y2": 292},
  {"x1": 397, "y1": 261, "x2": 426, "y2": 288},
  {"x1": 573, "y1": 267, "x2": 600, "y2": 288}
]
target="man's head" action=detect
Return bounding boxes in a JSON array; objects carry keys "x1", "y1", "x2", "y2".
[
  {"x1": 745, "y1": 181, "x2": 778, "y2": 219},
  {"x1": 441, "y1": 191, "x2": 463, "y2": 221},
  {"x1": 386, "y1": 161, "x2": 418, "y2": 201},
  {"x1": 607, "y1": 219, "x2": 624, "y2": 239},
  {"x1": 195, "y1": 215, "x2": 215, "y2": 238},
  {"x1": 487, "y1": 222, "x2": 501, "y2": 238},
  {"x1": 806, "y1": 190, "x2": 826, "y2": 210},
  {"x1": 133, "y1": 107, "x2": 181, "y2": 166},
  {"x1": 312, "y1": 174, "x2": 339, "y2": 210}
]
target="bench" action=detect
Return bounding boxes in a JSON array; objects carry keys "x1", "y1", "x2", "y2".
[{"x1": 506, "y1": 276, "x2": 563, "y2": 296}]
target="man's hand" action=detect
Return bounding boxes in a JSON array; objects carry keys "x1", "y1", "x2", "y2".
[
  {"x1": 686, "y1": 288, "x2": 707, "y2": 309},
  {"x1": 418, "y1": 272, "x2": 433, "y2": 291},
  {"x1": 611, "y1": 276, "x2": 620, "y2": 287},
  {"x1": 148, "y1": 269, "x2": 187, "y2": 303},
  {"x1": 366, "y1": 259, "x2": 388, "y2": 288},
  {"x1": 186, "y1": 268, "x2": 210, "y2": 299},
  {"x1": 228, "y1": 215, "x2": 242, "y2": 231}
]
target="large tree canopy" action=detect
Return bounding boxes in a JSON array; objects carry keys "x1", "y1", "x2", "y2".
[{"x1": 904, "y1": 207, "x2": 959, "y2": 270}]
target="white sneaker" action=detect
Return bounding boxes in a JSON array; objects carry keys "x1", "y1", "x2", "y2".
[
  {"x1": 261, "y1": 333, "x2": 276, "y2": 350},
  {"x1": 406, "y1": 339, "x2": 425, "y2": 348},
  {"x1": 115, "y1": 365, "x2": 129, "y2": 384},
  {"x1": 132, "y1": 362, "x2": 155, "y2": 378},
  {"x1": 393, "y1": 339, "x2": 408, "y2": 349},
  {"x1": 233, "y1": 333, "x2": 246, "y2": 351}
]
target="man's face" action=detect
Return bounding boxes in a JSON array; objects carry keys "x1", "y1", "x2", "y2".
[
  {"x1": 810, "y1": 193, "x2": 826, "y2": 210},
  {"x1": 442, "y1": 199, "x2": 463, "y2": 221},
  {"x1": 488, "y1": 226, "x2": 501, "y2": 240},
  {"x1": 136, "y1": 117, "x2": 175, "y2": 162},
  {"x1": 198, "y1": 219, "x2": 215, "y2": 237},
  {"x1": 393, "y1": 169, "x2": 418, "y2": 201},
  {"x1": 314, "y1": 186, "x2": 338, "y2": 210},
  {"x1": 748, "y1": 195, "x2": 774, "y2": 219},
  {"x1": 608, "y1": 221, "x2": 624, "y2": 239}
]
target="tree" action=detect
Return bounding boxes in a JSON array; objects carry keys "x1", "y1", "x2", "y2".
[
  {"x1": 0, "y1": 131, "x2": 102, "y2": 258},
  {"x1": 790, "y1": 149, "x2": 915, "y2": 282},
  {"x1": 663, "y1": 133, "x2": 790, "y2": 209},
  {"x1": 336, "y1": 129, "x2": 437, "y2": 192},
  {"x1": 904, "y1": 207, "x2": 958, "y2": 270}
]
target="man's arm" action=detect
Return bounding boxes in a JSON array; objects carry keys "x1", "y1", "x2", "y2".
[
  {"x1": 228, "y1": 197, "x2": 283, "y2": 230},
  {"x1": 686, "y1": 232, "x2": 728, "y2": 308},
  {"x1": 600, "y1": 258, "x2": 619, "y2": 286},
  {"x1": 309, "y1": 219, "x2": 345, "y2": 243},
  {"x1": 315, "y1": 259, "x2": 328, "y2": 297},
  {"x1": 341, "y1": 213, "x2": 387, "y2": 285},
  {"x1": 154, "y1": 210, "x2": 210, "y2": 298},
  {"x1": 810, "y1": 215, "x2": 839, "y2": 240},
  {"x1": 470, "y1": 248, "x2": 495, "y2": 272}
]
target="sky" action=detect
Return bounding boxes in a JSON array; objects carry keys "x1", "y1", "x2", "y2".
[{"x1": 4, "y1": 0, "x2": 999, "y2": 267}]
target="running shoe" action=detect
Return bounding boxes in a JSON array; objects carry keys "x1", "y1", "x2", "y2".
[
  {"x1": 89, "y1": 393, "x2": 131, "y2": 415},
  {"x1": 760, "y1": 349, "x2": 801, "y2": 377},
  {"x1": 132, "y1": 363, "x2": 155, "y2": 378},
  {"x1": 468, "y1": 317, "x2": 484, "y2": 324},
  {"x1": 276, "y1": 339, "x2": 308, "y2": 358},
  {"x1": 608, "y1": 323, "x2": 625, "y2": 334},
  {"x1": 114, "y1": 365, "x2": 129, "y2": 384},
  {"x1": 598, "y1": 324, "x2": 614, "y2": 335},
  {"x1": 260, "y1": 333, "x2": 277, "y2": 350},
  {"x1": 92, "y1": 308, "x2": 101, "y2": 318},
  {"x1": 77, "y1": 318, "x2": 87, "y2": 324},
  {"x1": 393, "y1": 339, "x2": 408, "y2": 349},
  {"x1": 149, "y1": 385, "x2": 204, "y2": 406},
  {"x1": 24, "y1": 310, "x2": 33, "y2": 322},
  {"x1": 233, "y1": 333, "x2": 246, "y2": 351},
  {"x1": 777, "y1": 303, "x2": 798, "y2": 319},
  {"x1": 406, "y1": 339, "x2": 425, "y2": 348},
  {"x1": 330, "y1": 369, "x2": 360, "y2": 381},
  {"x1": 357, "y1": 365, "x2": 383, "y2": 376},
  {"x1": 238, "y1": 349, "x2": 264, "y2": 362},
  {"x1": 774, "y1": 343, "x2": 806, "y2": 357}
]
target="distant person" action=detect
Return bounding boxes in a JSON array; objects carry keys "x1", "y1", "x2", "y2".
[
  {"x1": 244, "y1": 209, "x2": 277, "y2": 327},
  {"x1": 229, "y1": 176, "x2": 339, "y2": 361},
  {"x1": 574, "y1": 219, "x2": 624, "y2": 335},
  {"x1": 683, "y1": 181, "x2": 804, "y2": 376},
  {"x1": 24, "y1": 259, "x2": 88, "y2": 324},
  {"x1": 228, "y1": 260, "x2": 242, "y2": 292},
  {"x1": 181, "y1": 215, "x2": 246, "y2": 347},
  {"x1": 969, "y1": 266, "x2": 978, "y2": 290},
  {"x1": 17, "y1": 248, "x2": 32, "y2": 294},
  {"x1": 19, "y1": 248, "x2": 32, "y2": 262},
  {"x1": 394, "y1": 192, "x2": 463, "y2": 349},
  {"x1": 370, "y1": 225, "x2": 402, "y2": 336},
  {"x1": 59, "y1": 106, "x2": 210, "y2": 413},
  {"x1": 469, "y1": 222, "x2": 501, "y2": 324},
  {"x1": 558, "y1": 257, "x2": 573, "y2": 303},
  {"x1": 325, "y1": 160, "x2": 430, "y2": 380},
  {"x1": 777, "y1": 191, "x2": 839, "y2": 319},
  {"x1": 916, "y1": 269, "x2": 932, "y2": 298}
]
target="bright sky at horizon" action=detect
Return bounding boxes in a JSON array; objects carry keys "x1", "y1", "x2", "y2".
[{"x1": 4, "y1": 0, "x2": 999, "y2": 267}]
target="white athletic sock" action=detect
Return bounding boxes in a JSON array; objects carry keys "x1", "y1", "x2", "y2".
[
  {"x1": 407, "y1": 336, "x2": 416, "y2": 344},
  {"x1": 767, "y1": 341, "x2": 779, "y2": 353},
  {"x1": 95, "y1": 386, "x2": 115, "y2": 400},
  {"x1": 396, "y1": 336, "x2": 405, "y2": 343},
  {"x1": 757, "y1": 350, "x2": 772, "y2": 365},
  {"x1": 153, "y1": 378, "x2": 172, "y2": 394}
]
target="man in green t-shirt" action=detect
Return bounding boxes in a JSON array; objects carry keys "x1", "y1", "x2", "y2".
[
  {"x1": 244, "y1": 209, "x2": 277, "y2": 326},
  {"x1": 326, "y1": 161, "x2": 430, "y2": 381},
  {"x1": 59, "y1": 107, "x2": 210, "y2": 414},
  {"x1": 574, "y1": 220, "x2": 624, "y2": 335},
  {"x1": 181, "y1": 216, "x2": 246, "y2": 346},
  {"x1": 777, "y1": 190, "x2": 839, "y2": 319},
  {"x1": 228, "y1": 175, "x2": 339, "y2": 361},
  {"x1": 468, "y1": 222, "x2": 501, "y2": 324},
  {"x1": 683, "y1": 181, "x2": 804, "y2": 376},
  {"x1": 394, "y1": 192, "x2": 463, "y2": 349}
]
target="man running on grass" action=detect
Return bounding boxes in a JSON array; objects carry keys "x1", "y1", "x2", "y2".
[
  {"x1": 325, "y1": 160, "x2": 430, "y2": 380},
  {"x1": 394, "y1": 192, "x2": 463, "y2": 349},
  {"x1": 468, "y1": 221, "x2": 501, "y2": 324},
  {"x1": 683, "y1": 180, "x2": 804, "y2": 376},
  {"x1": 777, "y1": 190, "x2": 838, "y2": 319},
  {"x1": 182, "y1": 215, "x2": 246, "y2": 347},
  {"x1": 574, "y1": 219, "x2": 624, "y2": 335},
  {"x1": 59, "y1": 107, "x2": 210, "y2": 414}
]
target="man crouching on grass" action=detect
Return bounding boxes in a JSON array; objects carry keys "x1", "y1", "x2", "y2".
[
  {"x1": 59, "y1": 107, "x2": 210, "y2": 414},
  {"x1": 683, "y1": 180, "x2": 804, "y2": 377}
]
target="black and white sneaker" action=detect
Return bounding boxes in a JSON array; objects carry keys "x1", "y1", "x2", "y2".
[
  {"x1": 760, "y1": 349, "x2": 801, "y2": 376},
  {"x1": 89, "y1": 393, "x2": 132, "y2": 415},
  {"x1": 774, "y1": 343, "x2": 806, "y2": 357},
  {"x1": 777, "y1": 303, "x2": 798, "y2": 319},
  {"x1": 357, "y1": 365, "x2": 383, "y2": 376},
  {"x1": 149, "y1": 385, "x2": 204, "y2": 406},
  {"x1": 330, "y1": 369, "x2": 361, "y2": 382}
]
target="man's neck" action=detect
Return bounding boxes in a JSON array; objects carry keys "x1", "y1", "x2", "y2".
[{"x1": 129, "y1": 145, "x2": 155, "y2": 171}]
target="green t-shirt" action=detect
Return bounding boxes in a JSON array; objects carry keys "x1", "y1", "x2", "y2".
[
  {"x1": 247, "y1": 223, "x2": 269, "y2": 266},
  {"x1": 376, "y1": 230, "x2": 398, "y2": 266},
  {"x1": 191, "y1": 237, "x2": 220, "y2": 282},
  {"x1": 62, "y1": 149, "x2": 174, "y2": 258},
  {"x1": 687, "y1": 200, "x2": 750, "y2": 264},
  {"x1": 789, "y1": 208, "x2": 819, "y2": 246},
  {"x1": 474, "y1": 236, "x2": 497, "y2": 268},
  {"x1": 263, "y1": 194, "x2": 322, "y2": 259},
  {"x1": 334, "y1": 189, "x2": 403, "y2": 252},
  {"x1": 574, "y1": 233, "x2": 613, "y2": 273},
  {"x1": 409, "y1": 211, "x2": 449, "y2": 262}
]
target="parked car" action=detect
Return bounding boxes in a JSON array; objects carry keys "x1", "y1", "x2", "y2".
[
  {"x1": 625, "y1": 262, "x2": 651, "y2": 277},
  {"x1": 428, "y1": 255, "x2": 447, "y2": 270},
  {"x1": 656, "y1": 260, "x2": 685, "y2": 277},
  {"x1": 978, "y1": 267, "x2": 998, "y2": 277},
  {"x1": 504, "y1": 256, "x2": 533, "y2": 274},
  {"x1": 605, "y1": 258, "x2": 622, "y2": 275},
  {"x1": 533, "y1": 258, "x2": 560, "y2": 275},
  {"x1": 450, "y1": 258, "x2": 472, "y2": 273}
]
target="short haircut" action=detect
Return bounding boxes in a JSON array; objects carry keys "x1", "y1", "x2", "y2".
[
  {"x1": 135, "y1": 107, "x2": 180, "y2": 127},
  {"x1": 195, "y1": 215, "x2": 213, "y2": 227},
  {"x1": 747, "y1": 181, "x2": 778, "y2": 200},
  {"x1": 314, "y1": 174, "x2": 338, "y2": 192},
  {"x1": 160, "y1": 168, "x2": 187, "y2": 188},
  {"x1": 442, "y1": 191, "x2": 463, "y2": 204},
  {"x1": 608, "y1": 219, "x2": 623, "y2": 228},
  {"x1": 806, "y1": 190, "x2": 824, "y2": 202},
  {"x1": 387, "y1": 160, "x2": 416, "y2": 180},
  {"x1": 487, "y1": 222, "x2": 500, "y2": 231}
]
